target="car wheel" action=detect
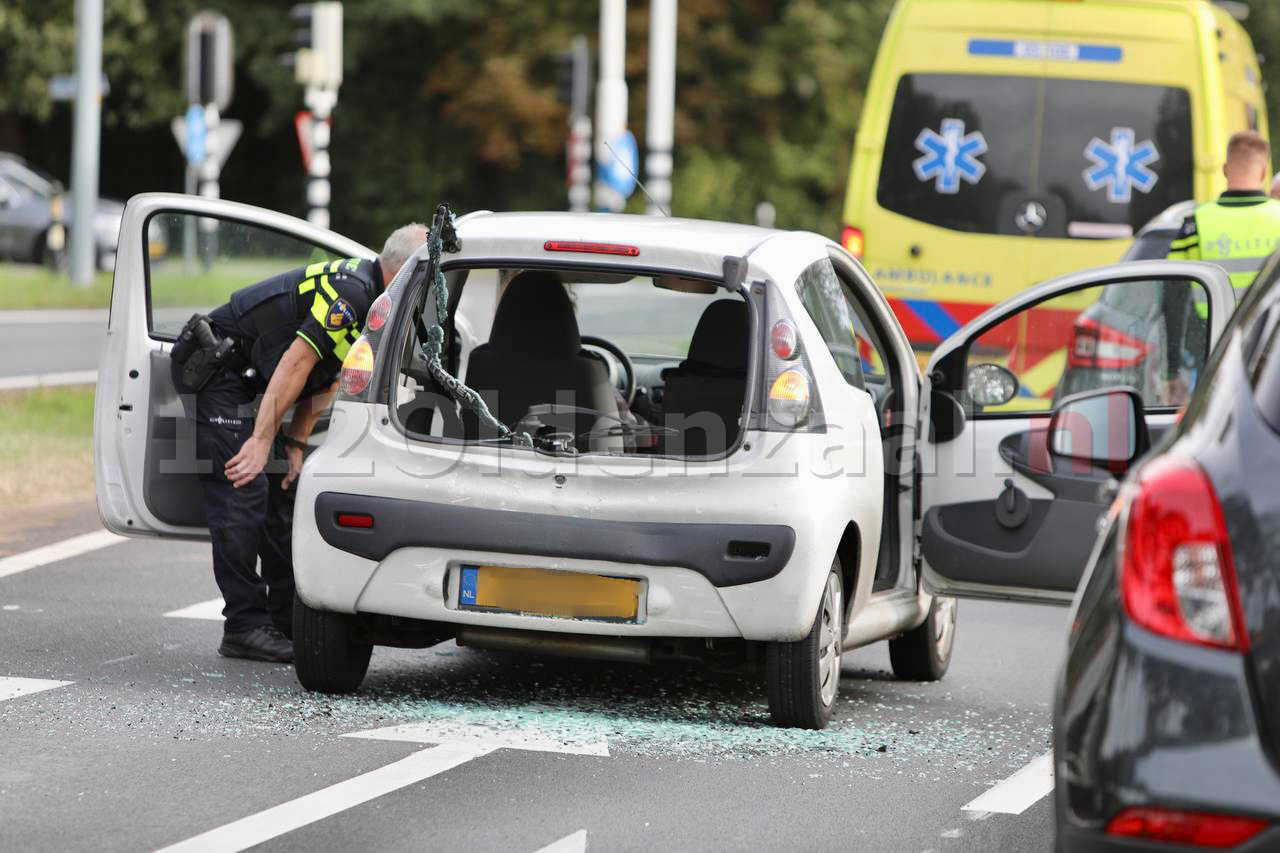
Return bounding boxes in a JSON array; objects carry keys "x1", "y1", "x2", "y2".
[
  {"x1": 766, "y1": 564, "x2": 843, "y2": 729},
  {"x1": 293, "y1": 596, "x2": 372, "y2": 694},
  {"x1": 888, "y1": 595, "x2": 956, "y2": 681}
]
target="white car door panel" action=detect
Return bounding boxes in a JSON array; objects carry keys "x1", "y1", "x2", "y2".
[
  {"x1": 916, "y1": 260, "x2": 1235, "y2": 603},
  {"x1": 94, "y1": 193, "x2": 373, "y2": 539}
]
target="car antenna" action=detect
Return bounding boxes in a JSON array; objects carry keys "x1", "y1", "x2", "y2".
[{"x1": 603, "y1": 140, "x2": 670, "y2": 217}]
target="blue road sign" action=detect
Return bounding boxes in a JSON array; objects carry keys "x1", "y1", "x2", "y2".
[
  {"x1": 599, "y1": 129, "x2": 639, "y2": 199},
  {"x1": 185, "y1": 105, "x2": 207, "y2": 166}
]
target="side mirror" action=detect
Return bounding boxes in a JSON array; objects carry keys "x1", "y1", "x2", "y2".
[
  {"x1": 966, "y1": 362, "x2": 1018, "y2": 407},
  {"x1": 1048, "y1": 387, "x2": 1149, "y2": 469}
]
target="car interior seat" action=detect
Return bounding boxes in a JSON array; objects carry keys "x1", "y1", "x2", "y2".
[
  {"x1": 462, "y1": 270, "x2": 619, "y2": 447},
  {"x1": 660, "y1": 299, "x2": 749, "y2": 455}
]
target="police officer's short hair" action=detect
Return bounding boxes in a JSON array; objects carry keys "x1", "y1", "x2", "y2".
[
  {"x1": 1227, "y1": 130, "x2": 1270, "y2": 167},
  {"x1": 379, "y1": 223, "x2": 428, "y2": 278}
]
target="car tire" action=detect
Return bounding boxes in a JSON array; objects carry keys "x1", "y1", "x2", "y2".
[
  {"x1": 766, "y1": 563, "x2": 843, "y2": 730},
  {"x1": 888, "y1": 595, "x2": 956, "y2": 681},
  {"x1": 293, "y1": 596, "x2": 372, "y2": 694}
]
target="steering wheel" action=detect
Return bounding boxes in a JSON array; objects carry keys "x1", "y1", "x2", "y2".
[{"x1": 581, "y1": 335, "x2": 636, "y2": 406}]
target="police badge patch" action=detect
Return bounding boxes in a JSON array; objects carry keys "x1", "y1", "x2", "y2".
[{"x1": 325, "y1": 298, "x2": 357, "y2": 330}]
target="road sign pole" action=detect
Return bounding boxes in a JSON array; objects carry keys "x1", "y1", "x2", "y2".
[
  {"x1": 69, "y1": 0, "x2": 104, "y2": 287},
  {"x1": 644, "y1": 0, "x2": 676, "y2": 216},
  {"x1": 593, "y1": 0, "x2": 628, "y2": 212}
]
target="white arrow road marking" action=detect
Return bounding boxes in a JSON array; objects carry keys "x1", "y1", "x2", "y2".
[
  {"x1": 343, "y1": 720, "x2": 610, "y2": 757},
  {"x1": 0, "y1": 677, "x2": 72, "y2": 702},
  {"x1": 962, "y1": 752, "x2": 1054, "y2": 815},
  {"x1": 0, "y1": 530, "x2": 124, "y2": 580},
  {"x1": 153, "y1": 723, "x2": 609, "y2": 853},
  {"x1": 164, "y1": 598, "x2": 225, "y2": 621},
  {"x1": 533, "y1": 829, "x2": 588, "y2": 853},
  {"x1": 153, "y1": 742, "x2": 492, "y2": 853}
]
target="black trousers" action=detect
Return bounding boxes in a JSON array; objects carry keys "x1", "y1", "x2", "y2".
[{"x1": 190, "y1": 370, "x2": 295, "y2": 636}]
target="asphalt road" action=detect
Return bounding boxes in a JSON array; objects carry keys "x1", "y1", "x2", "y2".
[
  {"x1": 0, "y1": 510, "x2": 1066, "y2": 853},
  {"x1": 0, "y1": 310, "x2": 108, "y2": 380}
]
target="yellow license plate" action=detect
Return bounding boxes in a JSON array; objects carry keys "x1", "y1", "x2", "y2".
[{"x1": 458, "y1": 564, "x2": 641, "y2": 621}]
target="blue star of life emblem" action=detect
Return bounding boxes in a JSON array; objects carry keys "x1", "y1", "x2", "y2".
[
  {"x1": 1082, "y1": 127, "x2": 1159, "y2": 204},
  {"x1": 913, "y1": 118, "x2": 988, "y2": 194}
]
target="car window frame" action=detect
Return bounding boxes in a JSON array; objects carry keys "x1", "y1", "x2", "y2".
[
  {"x1": 141, "y1": 208, "x2": 357, "y2": 342},
  {"x1": 953, "y1": 276, "x2": 1212, "y2": 420}
]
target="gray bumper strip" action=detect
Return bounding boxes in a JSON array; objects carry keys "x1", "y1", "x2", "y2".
[{"x1": 314, "y1": 491, "x2": 795, "y2": 587}]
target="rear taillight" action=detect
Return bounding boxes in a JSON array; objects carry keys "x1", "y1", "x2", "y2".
[
  {"x1": 768, "y1": 368, "x2": 811, "y2": 427},
  {"x1": 1067, "y1": 316, "x2": 1148, "y2": 368},
  {"x1": 366, "y1": 291, "x2": 392, "y2": 333},
  {"x1": 1107, "y1": 807, "x2": 1268, "y2": 847},
  {"x1": 1120, "y1": 456, "x2": 1248, "y2": 651},
  {"x1": 770, "y1": 320, "x2": 798, "y2": 360},
  {"x1": 839, "y1": 225, "x2": 864, "y2": 260},
  {"x1": 339, "y1": 336, "x2": 375, "y2": 397}
]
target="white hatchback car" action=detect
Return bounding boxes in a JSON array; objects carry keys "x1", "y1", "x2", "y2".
[{"x1": 96, "y1": 194, "x2": 1237, "y2": 728}]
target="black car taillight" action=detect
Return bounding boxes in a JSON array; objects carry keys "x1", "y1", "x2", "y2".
[
  {"x1": 1107, "y1": 806, "x2": 1268, "y2": 847},
  {"x1": 1119, "y1": 456, "x2": 1248, "y2": 652}
]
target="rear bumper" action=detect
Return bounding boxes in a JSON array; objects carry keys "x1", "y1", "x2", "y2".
[
  {"x1": 314, "y1": 491, "x2": 795, "y2": 587},
  {"x1": 1055, "y1": 616, "x2": 1280, "y2": 848}
]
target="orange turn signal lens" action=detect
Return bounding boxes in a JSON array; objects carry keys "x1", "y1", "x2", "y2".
[{"x1": 340, "y1": 336, "x2": 375, "y2": 396}]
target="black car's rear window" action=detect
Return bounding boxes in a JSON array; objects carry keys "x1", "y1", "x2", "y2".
[{"x1": 876, "y1": 74, "x2": 1193, "y2": 239}]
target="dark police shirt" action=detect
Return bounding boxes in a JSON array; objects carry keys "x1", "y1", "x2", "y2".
[{"x1": 209, "y1": 257, "x2": 381, "y2": 395}]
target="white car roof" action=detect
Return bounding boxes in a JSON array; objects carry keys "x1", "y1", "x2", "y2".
[{"x1": 451, "y1": 211, "x2": 782, "y2": 278}]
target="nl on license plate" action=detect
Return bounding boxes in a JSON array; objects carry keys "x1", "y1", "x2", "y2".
[{"x1": 457, "y1": 564, "x2": 641, "y2": 622}]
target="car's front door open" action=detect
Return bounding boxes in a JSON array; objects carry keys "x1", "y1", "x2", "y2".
[
  {"x1": 914, "y1": 260, "x2": 1235, "y2": 603},
  {"x1": 93, "y1": 193, "x2": 372, "y2": 539}
]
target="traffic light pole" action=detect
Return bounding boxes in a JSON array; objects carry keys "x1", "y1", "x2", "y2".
[
  {"x1": 305, "y1": 87, "x2": 336, "y2": 229},
  {"x1": 566, "y1": 35, "x2": 592, "y2": 212}
]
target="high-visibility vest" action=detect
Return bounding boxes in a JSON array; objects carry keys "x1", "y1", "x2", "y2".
[{"x1": 1186, "y1": 196, "x2": 1280, "y2": 291}]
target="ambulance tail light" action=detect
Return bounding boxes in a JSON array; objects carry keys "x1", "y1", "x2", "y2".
[
  {"x1": 1067, "y1": 316, "x2": 1148, "y2": 369},
  {"x1": 340, "y1": 336, "x2": 375, "y2": 397},
  {"x1": 366, "y1": 291, "x2": 393, "y2": 333},
  {"x1": 840, "y1": 226, "x2": 864, "y2": 260}
]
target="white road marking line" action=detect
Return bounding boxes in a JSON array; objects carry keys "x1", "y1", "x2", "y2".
[
  {"x1": 164, "y1": 598, "x2": 225, "y2": 621},
  {"x1": 157, "y1": 723, "x2": 610, "y2": 853},
  {"x1": 0, "y1": 529, "x2": 124, "y2": 580},
  {"x1": 962, "y1": 752, "x2": 1054, "y2": 815},
  {"x1": 533, "y1": 829, "x2": 588, "y2": 853},
  {"x1": 0, "y1": 369, "x2": 98, "y2": 391},
  {"x1": 0, "y1": 309, "x2": 108, "y2": 325},
  {"x1": 153, "y1": 742, "x2": 494, "y2": 853},
  {"x1": 0, "y1": 677, "x2": 72, "y2": 702},
  {"x1": 343, "y1": 720, "x2": 610, "y2": 757}
]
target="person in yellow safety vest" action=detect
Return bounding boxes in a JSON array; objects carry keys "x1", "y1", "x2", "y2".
[{"x1": 1162, "y1": 130, "x2": 1280, "y2": 403}]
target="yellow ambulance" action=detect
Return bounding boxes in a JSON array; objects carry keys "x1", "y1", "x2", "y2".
[{"x1": 841, "y1": 0, "x2": 1266, "y2": 349}]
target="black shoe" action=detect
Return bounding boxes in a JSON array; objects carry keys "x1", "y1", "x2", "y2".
[{"x1": 219, "y1": 625, "x2": 294, "y2": 663}]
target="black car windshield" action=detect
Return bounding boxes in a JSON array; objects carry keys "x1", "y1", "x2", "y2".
[{"x1": 876, "y1": 74, "x2": 1193, "y2": 239}]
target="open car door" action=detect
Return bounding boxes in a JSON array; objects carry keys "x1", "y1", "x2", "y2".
[
  {"x1": 94, "y1": 193, "x2": 373, "y2": 539},
  {"x1": 915, "y1": 260, "x2": 1235, "y2": 603}
]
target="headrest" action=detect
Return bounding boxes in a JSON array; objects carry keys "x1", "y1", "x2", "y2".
[
  {"x1": 489, "y1": 270, "x2": 581, "y2": 358},
  {"x1": 686, "y1": 299, "x2": 748, "y2": 373}
]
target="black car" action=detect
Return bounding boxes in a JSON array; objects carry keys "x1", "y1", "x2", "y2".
[{"x1": 1053, "y1": 253, "x2": 1280, "y2": 849}]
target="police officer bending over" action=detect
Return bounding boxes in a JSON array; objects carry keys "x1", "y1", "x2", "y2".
[{"x1": 173, "y1": 223, "x2": 427, "y2": 663}]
